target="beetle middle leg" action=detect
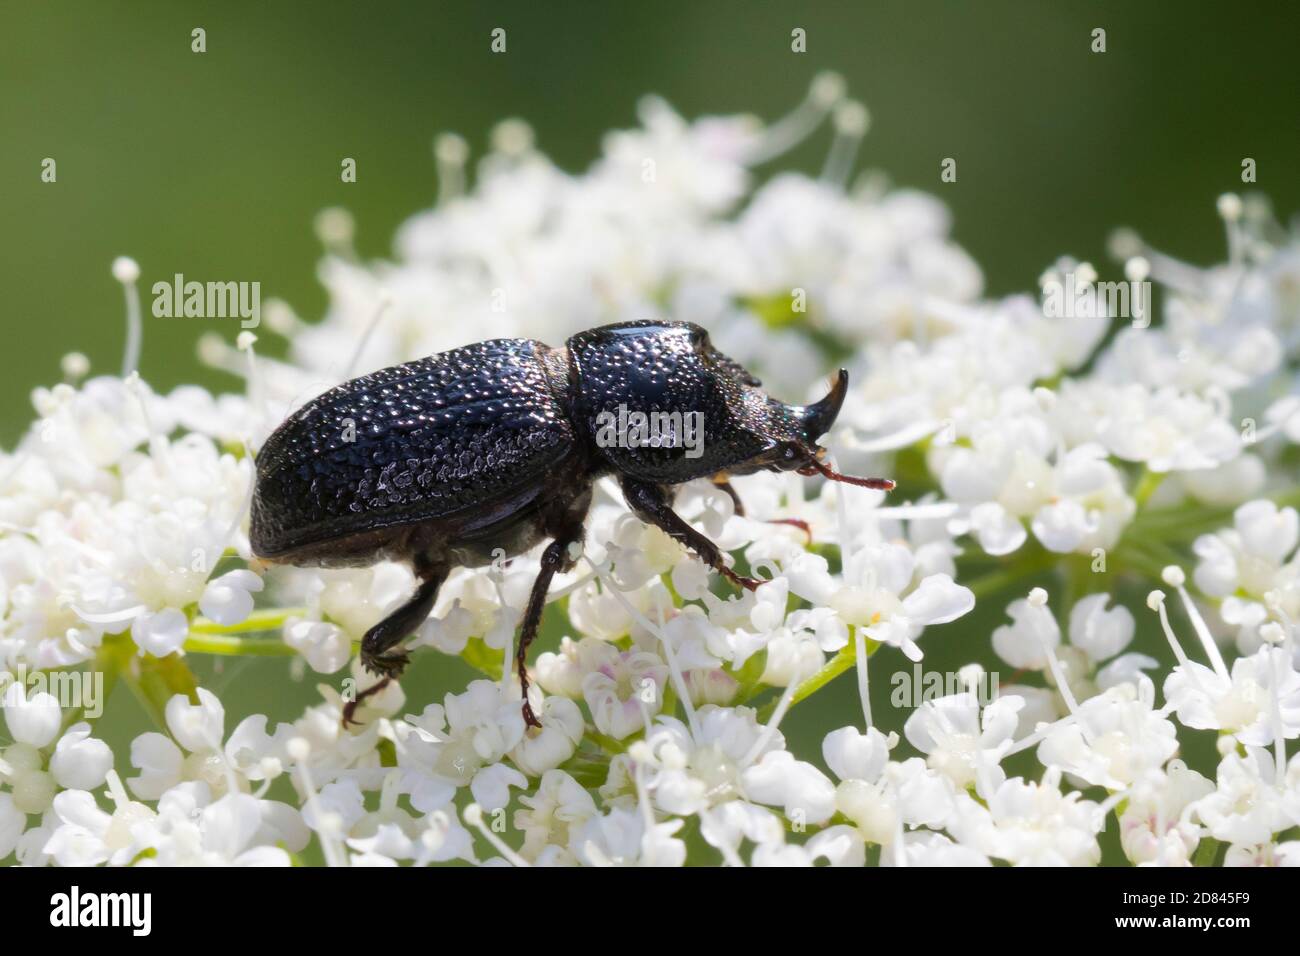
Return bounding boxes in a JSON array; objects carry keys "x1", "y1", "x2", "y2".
[
  {"x1": 514, "y1": 498, "x2": 588, "y2": 729},
  {"x1": 344, "y1": 561, "x2": 448, "y2": 726},
  {"x1": 621, "y1": 477, "x2": 761, "y2": 591},
  {"x1": 712, "y1": 475, "x2": 813, "y2": 542},
  {"x1": 710, "y1": 475, "x2": 745, "y2": 517}
]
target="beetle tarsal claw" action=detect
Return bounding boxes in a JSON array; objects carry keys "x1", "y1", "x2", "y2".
[
  {"x1": 521, "y1": 699, "x2": 543, "y2": 730},
  {"x1": 720, "y1": 565, "x2": 763, "y2": 592},
  {"x1": 360, "y1": 644, "x2": 412, "y2": 678}
]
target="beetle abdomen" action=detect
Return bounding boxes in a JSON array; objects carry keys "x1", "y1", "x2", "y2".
[{"x1": 250, "y1": 338, "x2": 575, "y2": 562}]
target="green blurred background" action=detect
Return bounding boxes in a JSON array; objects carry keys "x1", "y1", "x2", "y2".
[
  {"x1": 3, "y1": 1, "x2": 1298, "y2": 862},
  {"x1": 5, "y1": 0, "x2": 1298, "y2": 446}
]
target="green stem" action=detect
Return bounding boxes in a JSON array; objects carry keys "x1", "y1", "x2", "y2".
[
  {"x1": 757, "y1": 638, "x2": 880, "y2": 721},
  {"x1": 189, "y1": 607, "x2": 307, "y2": 635},
  {"x1": 461, "y1": 637, "x2": 504, "y2": 680},
  {"x1": 183, "y1": 634, "x2": 296, "y2": 657},
  {"x1": 585, "y1": 729, "x2": 629, "y2": 754},
  {"x1": 1132, "y1": 468, "x2": 1166, "y2": 508},
  {"x1": 99, "y1": 635, "x2": 202, "y2": 730}
]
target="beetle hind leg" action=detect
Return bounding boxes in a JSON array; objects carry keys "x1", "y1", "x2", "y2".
[
  {"x1": 359, "y1": 568, "x2": 446, "y2": 677},
  {"x1": 344, "y1": 563, "x2": 447, "y2": 726}
]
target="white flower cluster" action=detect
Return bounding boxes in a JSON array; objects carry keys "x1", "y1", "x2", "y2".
[{"x1": 3, "y1": 78, "x2": 1300, "y2": 866}]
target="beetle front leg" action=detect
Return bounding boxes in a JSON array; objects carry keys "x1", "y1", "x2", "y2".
[
  {"x1": 345, "y1": 563, "x2": 447, "y2": 726},
  {"x1": 621, "y1": 477, "x2": 761, "y2": 592}
]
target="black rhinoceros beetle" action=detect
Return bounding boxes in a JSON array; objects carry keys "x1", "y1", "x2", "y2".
[{"x1": 250, "y1": 320, "x2": 892, "y2": 726}]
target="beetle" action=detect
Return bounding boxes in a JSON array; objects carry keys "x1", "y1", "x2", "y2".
[{"x1": 249, "y1": 320, "x2": 893, "y2": 727}]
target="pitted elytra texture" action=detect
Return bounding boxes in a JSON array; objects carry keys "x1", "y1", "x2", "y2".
[
  {"x1": 249, "y1": 319, "x2": 892, "y2": 728},
  {"x1": 251, "y1": 338, "x2": 573, "y2": 560}
]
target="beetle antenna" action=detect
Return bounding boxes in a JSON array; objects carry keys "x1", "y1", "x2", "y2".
[{"x1": 798, "y1": 447, "x2": 895, "y2": 491}]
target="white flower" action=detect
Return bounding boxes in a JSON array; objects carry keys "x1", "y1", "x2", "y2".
[
  {"x1": 1060, "y1": 381, "x2": 1241, "y2": 473},
  {"x1": 683, "y1": 667, "x2": 740, "y2": 706},
  {"x1": 631, "y1": 706, "x2": 780, "y2": 818},
  {"x1": 823, "y1": 725, "x2": 894, "y2": 785},
  {"x1": 283, "y1": 616, "x2": 351, "y2": 673},
  {"x1": 1163, "y1": 645, "x2": 1300, "y2": 746},
  {"x1": 1191, "y1": 749, "x2": 1297, "y2": 846},
  {"x1": 3, "y1": 684, "x2": 61, "y2": 748},
  {"x1": 1068, "y1": 593, "x2": 1136, "y2": 663},
  {"x1": 1118, "y1": 762, "x2": 1214, "y2": 865},
  {"x1": 741, "y1": 751, "x2": 836, "y2": 825},
  {"x1": 397, "y1": 681, "x2": 527, "y2": 812},
  {"x1": 825, "y1": 727, "x2": 957, "y2": 844},
  {"x1": 1193, "y1": 500, "x2": 1299, "y2": 651},
  {"x1": 48, "y1": 722, "x2": 114, "y2": 791},
  {"x1": 572, "y1": 808, "x2": 686, "y2": 867},
  {"x1": 127, "y1": 689, "x2": 281, "y2": 799},
  {"x1": 7, "y1": 89, "x2": 1300, "y2": 870},
  {"x1": 0, "y1": 794, "x2": 27, "y2": 858},
  {"x1": 42, "y1": 773, "x2": 158, "y2": 867},
  {"x1": 534, "y1": 637, "x2": 587, "y2": 699},
  {"x1": 754, "y1": 825, "x2": 868, "y2": 867},
  {"x1": 947, "y1": 769, "x2": 1102, "y2": 866},
  {"x1": 835, "y1": 757, "x2": 957, "y2": 845},
  {"x1": 884, "y1": 831, "x2": 991, "y2": 867},
  {"x1": 904, "y1": 692, "x2": 1022, "y2": 790},
  {"x1": 992, "y1": 597, "x2": 1060, "y2": 670},
  {"x1": 581, "y1": 643, "x2": 669, "y2": 739},
  {"x1": 995, "y1": 593, "x2": 1152, "y2": 718},
  {"x1": 0, "y1": 686, "x2": 75, "y2": 818},
  {"x1": 938, "y1": 400, "x2": 1134, "y2": 557},
  {"x1": 826, "y1": 543, "x2": 974, "y2": 661},
  {"x1": 199, "y1": 570, "x2": 264, "y2": 626},
  {"x1": 416, "y1": 599, "x2": 476, "y2": 655},
  {"x1": 130, "y1": 608, "x2": 190, "y2": 657},
  {"x1": 1224, "y1": 842, "x2": 1300, "y2": 867},
  {"x1": 132, "y1": 789, "x2": 298, "y2": 866},
  {"x1": 509, "y1": 697, "x2": 584, "y2": 777},
  {"x1": 968, "y1": 501, "x2": 1027, "y2": 556},
  {"x1": 514, "y1": 770, "x2": 597, "y2": 863},
  {"x1": 1037, "y1": 679, "x2": 1178, "y2": 789}
]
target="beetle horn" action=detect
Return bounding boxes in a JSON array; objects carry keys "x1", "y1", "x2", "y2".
[
  {"x1": 798, "y1": 369, "x2": 849, "y2": 440},
  {"x1": 793, "y1": 369, "x2": 895, "y2": 491}
]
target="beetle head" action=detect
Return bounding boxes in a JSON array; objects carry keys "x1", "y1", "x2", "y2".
[
  {"x1": 566, "y1": 321, "x2": 893, "y2": 492},
  {"x1": 734, "y1": 369, "x2": 895, "y2": 491}
]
